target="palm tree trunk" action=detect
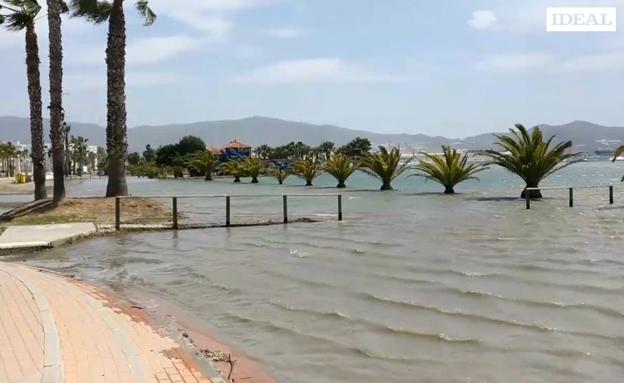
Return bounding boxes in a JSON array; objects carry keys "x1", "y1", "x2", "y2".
[
  {"x1": 337, "y1": 181, "x2": 346, "y2": 188},
  {"x1": 444, "y1": 186, "x2": 454, "y2": 194},
  {"x1": 105, "y1": 0, "x2": 129, "y2": 197},
  {"x1": 251, "y1": 176, "x2": 259, "y2": 183},
  {"x1": 521, "y1": 186, "x2": 542, "y2": 199},
  {"x1": 25, "y1": 24, "x2": 47, "y2": 201},
  {"x1": 205, "y1": 172, "x2": 213, "y2": 181},
  {"x1": 380, "y1": 183, "x2": 393, "y2": 190},
  {"x1": 48, "y1": 0, "x2": 65, "y2": 202}
]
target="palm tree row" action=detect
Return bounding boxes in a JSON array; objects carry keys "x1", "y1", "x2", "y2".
[
  {"x1": 1, "y1": 0, "x2": 155, "y2": 202},
  {"x1": 218, "y1": 124, "x2": 581, "y2": 197}
]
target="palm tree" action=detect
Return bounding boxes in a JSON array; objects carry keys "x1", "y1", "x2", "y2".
[
  {"x1": 1, "y1": 0, "x2": 47, "y2": 200},
  {"x1": 69, "y1": 135, "x2": 88, "y2": 176},
  {"x1": 294, "y1": 158, "x2": 321, "y2": 186},
  {"x1": 220, "y1": 160, "x2": 246, "y2": 183},
  {"x1": 186, "y1": 151, "x2": 216, "y2": 181},
  {"x1": 413, "y1": 146, "x2": 488, "y2": 194},
  {"x1": 70, "y1": 0, "x2": 156, "y2": 197},
  {"x1": 481, "y1": 124, "x2": 580, "y2": 199},
  {"x1": 270, "y1": 168, "x2": 289, "y2": 185},
  {"x1": 243, "y1": 157, "x2": 264, "y2": 183},
  {"x1": 324, "y1": 154, "x2": 358, "y2": 188},
  {"x1": 48, "y1": 0, "x2": 67, "y2": 202},
  {"x1": 359, "y1": 146, "x2": 413, "y2": 190},
  {"x1": 612, "y1": 146, "x2": 624, "y2": 181}
]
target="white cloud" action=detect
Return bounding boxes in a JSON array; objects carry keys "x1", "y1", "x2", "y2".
[
  {"x1": 128, "y1": 35, "x2": 202, "y2": 64},
  {"x1": 477, "y1": 53, "x2": 555, "y2": 73},
  {"x1": 148, "y1": 0, "x2": 280, "y2": 41},
  {"x1": 477, "y1": 52, "x2": 624, "y2": 74},
  {"x1": 233, "y1": 58, "x2": 421, "y2": 84},
  {"x1": 560, "y1": 53, "x2": 624, "y2": 73},
  {"x1": 149, "y1": 0, "x2": 279, "y2": 12},
  {"x1": 468, "y1": 10, "x2": 498, "y2": 30},
  {"x1": 267, "y1": 27, "x2": 305, "y2": 39}
]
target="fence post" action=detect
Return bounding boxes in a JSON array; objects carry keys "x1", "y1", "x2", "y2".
[
  {"x1": 172, "y1": 197, "x2": 178, "y2": 229},
  {"x1": 609, "y1": 185, "x2": 614, "y2": 205},
  {"x1": 525, "y1": 191, "x2": 530, "y2": 210},
  {"x1": 283, "y1": 195, "x2": 288, "y2": 224},
  {"x1": 225, "y1": 196, "x2": 231, "y2": 227},
  {"x1": 569, "y1": 188, "x2": 574, "y2": 207},
  {"x1": 115, "y1": 197, "x2": 121, "y2": 230},
  {"x1": 338, "y1": 195, "x2": 343, "y2": 221}
]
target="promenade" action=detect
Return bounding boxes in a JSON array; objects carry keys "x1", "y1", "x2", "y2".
[{"x1": 0, "y1": 263, "x2": 213, "y2": 383}]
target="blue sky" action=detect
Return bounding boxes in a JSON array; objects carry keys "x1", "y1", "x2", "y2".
[{"x1": 1, "y1": 0, "x2": 623, "y2": 137}]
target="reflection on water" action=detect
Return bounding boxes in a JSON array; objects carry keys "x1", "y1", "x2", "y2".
[{"x1": 13, "y1": 161, "x2": 624, "y2": 382}]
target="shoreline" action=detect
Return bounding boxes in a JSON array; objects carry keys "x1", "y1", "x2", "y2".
[
  {"x1": 36, "y1": 265, "x2": 277, "y2": 383},
  {"x1": 118, "y1": 286, "x2": 278, "y2": 383}
]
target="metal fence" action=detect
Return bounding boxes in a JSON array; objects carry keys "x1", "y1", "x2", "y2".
[
  {"x1": 524, "y1": 185, "x2": 615, "y2": 209},
  {"x1": 114, "y1": 194, "x2": 343, "y2": 230}
]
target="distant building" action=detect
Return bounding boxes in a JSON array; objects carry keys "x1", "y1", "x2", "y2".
[{"x1": 208, "y1": 140, "x2": 252, "y2": 161}]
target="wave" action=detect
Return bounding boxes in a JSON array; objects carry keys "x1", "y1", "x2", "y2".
[
  {"x1": 362, "y1": 292, "x2": 624, "y2": 342},
  {"x1": 263, "y1": 299, "x2": 481, "y2": 345}
]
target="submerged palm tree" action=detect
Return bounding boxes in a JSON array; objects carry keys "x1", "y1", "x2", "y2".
[
  {"x1": 270, "y1": 168, "x2": 290, "y2": 185},
  {"x1": 186, "y1": 151, "x2": 216, "y2": 181},
  {"x1": 481, "y1": 124, "x2": 580, "y2": 199},
  {"x1": 48, "y1": 0, "x2": 68, "y2": 202},
  {"x1": 359, "y1": 146, "x2": 413, "y2": 190},
  {"x1": 1, "y1": 0, "x2": 47, "y2": 200},
  {"x1": 613, "y1": 146, "x2": 624, "y2": 181},
  {"x1": 220, "y1": 160, "x2": 246, "y2": 183},
  {"x1": 294, "y1": 158, "x2": 321, "y2": 186},
  {"x1": 243, "y1": 157, "x2": 265, "y2": 183},
  {"x1": 413, "y1": 146, "x2": 488, "y2": 194},
  {"x1": 70, "y1": 0, "x2": 156, "y2": 197},
  {"x1": 324, "y1": 154, "x2": 358, "y2": 188}
]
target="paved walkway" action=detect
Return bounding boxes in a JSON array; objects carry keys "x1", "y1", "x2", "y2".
[
  {"x1": 0, "y1": 263, "x2": 212, "y2": 383},
  {"x1": 0, "y1": 223, "x2": 97, "y2": 250}
]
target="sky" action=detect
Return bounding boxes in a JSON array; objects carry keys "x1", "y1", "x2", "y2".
[{"x1": 1, "y1": 0, "x2": 623, "y2": 138}]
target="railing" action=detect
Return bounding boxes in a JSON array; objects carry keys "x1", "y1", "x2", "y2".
[
  {"x1": 524, "y1": 185, "x2": 614, "y2": 209},
  {"x1": 114, "y1": 194, "x2": 343, "y2": 230}
]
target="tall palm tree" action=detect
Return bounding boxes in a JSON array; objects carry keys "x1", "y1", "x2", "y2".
[
  {"x1": 243, "y1": 157, "x2": 264, "y2": 183},
  {"x1": 481, "y1": 124, "x2": 580, "y2": 199},
  {"x1": 220, "y1": 160, "x2": 246, "y2": 183},
  {"x1": 359, "y1": 146, "x2": 413, "y2": 190},
  {"x1": 48, "y1": 0, "x2": 67, "y2": 202},
  {"x1": 612, "y1": 146, "x2": 624, "y2": 181},
  {"x1": 70, "y1": 0, "x2": 156, "y2": 197},
  {"x1": 186, "y1": 151, "x2": 216, "y2": 181},
  {"x1": 0, "y1": 0, "x2": 47, "y2": 200},
  {"x1": 413, "y1": 146, "x2": 488, "y2": 194},
  {"x1": 324, "y1": 154, "x2": 358, "y2": 188},
  {"x1": 294, "y1": 158, "x2": 321, "y2": 186}
]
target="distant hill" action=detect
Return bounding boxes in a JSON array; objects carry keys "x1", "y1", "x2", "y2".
[{"x1": 0, "y1": 116, "x2": 622, "y2": 153}]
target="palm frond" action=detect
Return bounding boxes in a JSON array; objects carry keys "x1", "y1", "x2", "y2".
[
  {"x1": 135, "y1": 0, "x2": 155, "y2": 25},
  {"x1": 69, "y1": 0, "x2": 111, "y2": 23},
  {"x1": 480, "y1": 124, "x2": 580, "y2": 194},
  {"x1": 359, "y1": 146, "x2": 412, "y2": 190},
  {"x1": 612, "y1": 145, "x2": 624, "y2": 162},
  {"x1": 412, "y1": 146, "x2": 487, "y2": 193}
]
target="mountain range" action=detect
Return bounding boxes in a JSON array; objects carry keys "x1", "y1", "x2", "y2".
[{"x1": 0, "y1": 116, "x2": 622, "y2": 153}]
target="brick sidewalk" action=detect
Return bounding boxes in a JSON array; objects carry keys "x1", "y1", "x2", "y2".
[{"x1": 0, "y1": 263, "x2": 213, "y2": 383}]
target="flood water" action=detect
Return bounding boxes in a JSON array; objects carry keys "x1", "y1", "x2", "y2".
[{"x1": 11, "y1": 161, "x2": 624, "y2": 382}]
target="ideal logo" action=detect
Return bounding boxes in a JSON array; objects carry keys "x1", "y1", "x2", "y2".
[{"x1": 546, "y1": 7, "x2": 616, "y2": 32}]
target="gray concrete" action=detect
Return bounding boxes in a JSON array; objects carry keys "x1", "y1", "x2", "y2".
[{"x1": 0, "y1": 222, "x2": 97, "y2": 251}]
